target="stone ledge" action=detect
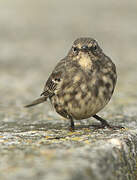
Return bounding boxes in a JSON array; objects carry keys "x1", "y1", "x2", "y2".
[{"x1": 0, "y1": 116, "x2": 137, "y2": 180}]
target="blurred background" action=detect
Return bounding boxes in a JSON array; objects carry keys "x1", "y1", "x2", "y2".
[
  {"x1": 0, "y1": 0, "x2": 137, "y2": 110},
  {"x1": 0, "y1": 1, "x2": 137, "y2": 179}
]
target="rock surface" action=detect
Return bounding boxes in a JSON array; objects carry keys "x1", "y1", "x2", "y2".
[{"x1": 0, "y1": 0, "x2": 137, "y2": 179}]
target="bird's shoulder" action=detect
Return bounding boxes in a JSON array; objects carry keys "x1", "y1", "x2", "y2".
[
  {"x1": 94, "y1": 54, "x2": 116, "y2": 74},
  {"x1": 40, "y1": 58, "x2": 67, "y2": 97}
]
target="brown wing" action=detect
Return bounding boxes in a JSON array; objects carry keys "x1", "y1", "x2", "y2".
[{"x1": 40, "y1": 59, "x2": 66, "y2": 97}]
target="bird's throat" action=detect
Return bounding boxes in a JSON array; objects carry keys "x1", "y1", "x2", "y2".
[{"x1": 78, "y1": 53, "x2": 92, "y2": 70}]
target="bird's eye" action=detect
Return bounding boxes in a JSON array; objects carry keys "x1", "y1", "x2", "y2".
[
  {"x1": 91, "y1": 44, "x2": 97, "y2": 51},
  {"x1": 73, "y1": 47, "x2": 79, "y2": 52}
]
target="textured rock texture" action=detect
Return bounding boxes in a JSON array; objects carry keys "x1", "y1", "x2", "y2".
[{"x1": 0, "y1": 0, "x2": 137, "y2": 179}]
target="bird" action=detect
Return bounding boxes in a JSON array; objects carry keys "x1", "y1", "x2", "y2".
[{"x1": 25, "y1": 37, "x2": 123, "y2": 130}]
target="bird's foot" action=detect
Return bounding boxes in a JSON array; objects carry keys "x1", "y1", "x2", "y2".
[
  {"x1": 69, "y1": 126, "x2": 75, "y2": 131},
  {"x1": 92, "y1": 114, "x2": 124, "y2": 130},
  {"x1": 91, "y1": 123, "x2": 124, "y2": 130},
  {"x1": 106, "y1": 124, "x2": 124, "y2": 130}
]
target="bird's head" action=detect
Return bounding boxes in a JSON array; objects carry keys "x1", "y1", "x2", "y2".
[{"x1": 67, "y1": 37, "x2": 103, "y2": 58}]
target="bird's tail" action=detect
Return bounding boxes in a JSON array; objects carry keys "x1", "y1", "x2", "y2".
[{"x1": 24, "y1": 96, "x2": 47, "y2": 108}]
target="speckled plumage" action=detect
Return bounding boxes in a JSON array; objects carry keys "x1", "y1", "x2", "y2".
[{"x1": 25, "y1": 37, "x2": 119, "y2": 129}]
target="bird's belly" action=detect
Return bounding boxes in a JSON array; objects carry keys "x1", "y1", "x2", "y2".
[
  {"x1": 51, "y1": 90, "x2": 110, "y2": 120},
  {"x1": 67, "y1": 96, "x2": 109, "y2": 120}
]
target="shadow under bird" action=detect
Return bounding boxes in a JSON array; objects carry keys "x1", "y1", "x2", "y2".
[{"x1": 25, "y1": 37, "x2": 123, "y2": 130}]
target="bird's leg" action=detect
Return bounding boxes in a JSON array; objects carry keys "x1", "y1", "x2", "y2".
[
  {"x1": 69, "y1": 116, "x2": 75, "y2": 131},
  {"x1": 56, "y1": 110, "x2": 75, "y2": 130},
  {"x1": 93, "y1": 114, "x2": 111, "y2": 128},
  {"x1": 93, "y1": 114, "x2": 124, "y2": 129}
]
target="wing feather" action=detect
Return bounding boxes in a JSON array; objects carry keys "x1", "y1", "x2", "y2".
[{"x1": 41, "y1": 59, "x2": 66, "y2": 97}]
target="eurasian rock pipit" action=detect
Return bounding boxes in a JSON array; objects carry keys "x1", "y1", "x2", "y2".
[{"x1": 25, "y1": 37, "x2": 123, "y2": 130}]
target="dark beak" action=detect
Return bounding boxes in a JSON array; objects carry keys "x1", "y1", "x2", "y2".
[{"x1": 81, "y1": 45, "x2": 88, "y2": 52}]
